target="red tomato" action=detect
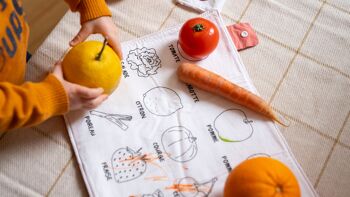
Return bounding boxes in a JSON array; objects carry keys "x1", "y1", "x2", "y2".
[{"x1": 179, "y1": 17, "x2": 219, "y2": 59}]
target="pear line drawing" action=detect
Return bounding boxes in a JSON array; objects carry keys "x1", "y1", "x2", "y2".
[
  {"x1": 166, "y1": 176, "x2": 218, "y2": 197},
  {"x1": 142, "y1": 189, "x2": 164, "y2": 197}
]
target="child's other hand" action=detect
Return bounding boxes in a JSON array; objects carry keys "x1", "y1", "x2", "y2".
[
  {"x1": 52, "y1": 62, "x2": 108, "y2": 111},
  {"x1": 69, "y1": 16, "x2": 123, "y2": 59}
]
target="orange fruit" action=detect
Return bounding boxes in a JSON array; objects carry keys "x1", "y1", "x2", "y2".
[
  {"x1": 224, "y1": 157, "x2": 300, "y2": 197},
  {"x1": 62, "y1": 40, "x2": 122, "y2": 94}
]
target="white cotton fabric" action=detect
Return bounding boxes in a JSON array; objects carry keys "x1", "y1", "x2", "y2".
[
  {"x1": 176, "y1": 0, "x2": 226, "y2": 12},
  {"x1": 64, "y1": 11, "x2": 317, "y2": 197}
]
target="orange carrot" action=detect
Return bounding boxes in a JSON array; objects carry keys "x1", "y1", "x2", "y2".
[{"x1": 177, "y1": 62, "x2": 287, "y2": 126}]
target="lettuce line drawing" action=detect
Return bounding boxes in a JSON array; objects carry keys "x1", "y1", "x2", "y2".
[
  {"x1": 214, "y1": 109, "x2": 254, "y2": 143},
  {"x1": 143, "y1": 87, "x2": 183, "y2": 116},
  {"x1": 161, "y1": 126, "x2": 198, "y2": 163},
  {"x1": 126, "y1": 47, "x2": 161, "y2": 77}
]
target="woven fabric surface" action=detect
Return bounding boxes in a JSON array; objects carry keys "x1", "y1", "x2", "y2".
[{"x1": 0, "y1": 0, "x2": 349, "y2": 196}]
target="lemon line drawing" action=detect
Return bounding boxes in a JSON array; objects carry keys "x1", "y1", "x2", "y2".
[
  {"x1": 161, "y1": 126, "x2": 198, "y2": 163},
  {"x1": 126, "y1": 47, "x2": 161, "y2": 77},
  {"x1": 143, "y1": 86, "x2": 183, "y2": 116},
  {"x1": 213, "y1": 109, "x2": 254, "y2": 143}
]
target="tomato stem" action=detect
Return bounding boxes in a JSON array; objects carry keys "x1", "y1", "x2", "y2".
[
  {"x1": 95, "y1": 37, "x2": 108, "y2": 61},
  {"x1": 192, "y1": 24, "x2": 205, "y2": 32}
]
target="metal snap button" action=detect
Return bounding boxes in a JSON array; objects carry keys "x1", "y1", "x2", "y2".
[{"x1": 241, "y1": 31, "x2": 248, "y2": 38}]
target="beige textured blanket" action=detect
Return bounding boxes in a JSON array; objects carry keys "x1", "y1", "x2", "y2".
[{"x1": 0, "y1": 0, "x2": 349, "y2": 196}]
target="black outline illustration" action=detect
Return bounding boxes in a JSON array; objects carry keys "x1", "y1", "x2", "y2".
[
  {"x1": 161, "y1": 126, "x2": 198, "y2": 163},
  {"x1": 142, "y1": 189, "x2": 164, "y2": 197},
  {"x1": 177, "y1": 176, "x2": 218, "y2": 197},
  {"x1": 90, "y1": 110, "x2": 132, "y2": 131},
  {"x1": 126, "y1": 47, "x2": 161, "y2": 77},
  {"x1": 111, "y1": 147, "x2": 147, "y2": 183},
  {"x1": 143, "y1": 87, "x2": 183, "y2": 116},
  {"x1": 213, "y1": 109, "x2": 254, "y2": 143},
  {"x1": 246, "y1": 153, "x2": 271, "y2": 160},
  {"x1": 176, "y1": 41, "x2": 209, "y2": 62}
]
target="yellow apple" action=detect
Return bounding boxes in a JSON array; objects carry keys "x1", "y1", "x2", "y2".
[{"x1": 62, "y1": 40, "x2": 122, "y2": 94}]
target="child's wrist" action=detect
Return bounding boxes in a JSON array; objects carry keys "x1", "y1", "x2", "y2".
[{"x1": 79, "y1": 0, "x2": 112, "y2": 23}]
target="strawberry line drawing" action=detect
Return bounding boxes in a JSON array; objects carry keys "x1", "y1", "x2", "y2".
[
  {"x1": 111, "y1": 147, "x2": 147, "y2": 183},
  {"x1": 111, "y1": 147, "x2": 169, "y2": 183}
]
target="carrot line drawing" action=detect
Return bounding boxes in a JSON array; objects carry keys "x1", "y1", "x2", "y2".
[{"x1": 90, "y1": 110, "x2": 132, "y2": 131}]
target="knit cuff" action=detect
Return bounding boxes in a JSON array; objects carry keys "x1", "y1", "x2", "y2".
[
  {"x1": 79, "y1": 0, "x2": 112, "y2": 23},
  {"x1": 33, "y1": 74, "x2": 69, "y2": 117}
]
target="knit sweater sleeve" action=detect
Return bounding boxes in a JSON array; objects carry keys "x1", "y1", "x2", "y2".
[
  {"x1": 0, "y1": 74, "x2": 68, "y2": 132},
  {"x1": 64, "y1": 0, "x2": 112, "y2": 23}
]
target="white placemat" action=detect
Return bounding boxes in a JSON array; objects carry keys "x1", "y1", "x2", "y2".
[
  {"x1": 64, "y1": 10, "x2": 317, "y2": 197},
  {"x1": 176, "y1": 0, "x2": 226, "y2": 12}
]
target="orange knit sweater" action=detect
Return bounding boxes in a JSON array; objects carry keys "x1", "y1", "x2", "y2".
[{"x1": 0, "y1": 0, "x2": 111, "y2": 132}]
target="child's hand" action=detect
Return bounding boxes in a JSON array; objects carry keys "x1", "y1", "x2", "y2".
[
  {"x1": 70, "y1": 16, "x2": 123, "y2": 59},
  {"x1": 52, "y1": 62, "x2": 108, "y2": 111}
]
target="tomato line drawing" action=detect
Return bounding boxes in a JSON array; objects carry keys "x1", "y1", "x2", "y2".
[
  {"x1": 90, "y1": 110, "x2": 132, "y2": 131},
  {"x1": 213, "y1": 109, "x2": 254, "y2": 142},
  {"x1": 143, "y1": 87, "x2": 183, "y2": 116},
  {"x1": 126, "y1": 47, "x2": 161, "y2": 77},
  {"x1": 166, "y1": 176, "x2": 218, "y2": 197},
  {"x1": 161, "y1": 126, "x2": 198, "y2": 163},
  {"x1": 176, "y1": 41, "x2": 208, "y2": 62}
]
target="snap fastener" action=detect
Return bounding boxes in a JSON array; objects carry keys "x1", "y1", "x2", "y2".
[{"x1": 240, "y1": 31, "x2": 248, "y2": 38}]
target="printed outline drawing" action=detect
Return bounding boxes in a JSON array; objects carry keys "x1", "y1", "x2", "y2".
[
  {"x1": 213, "y1": 109, "x2": 254, "y2": 143},
  {"x1": 90, "y1": 110, "x2": 132, "y2": 131},
  {"x1": 126, "y1": 47, "x2": 161, "y2": 77},
  {"x1": 246, "y1": 153, "x2": 271, "y2": 160},
  {"x1": 143, "y1": 86, "x2": 183, "y2": 116},
  {"x1": 111, "y1": 147, "x2": 147, "y2": 183},
  {"x1": 176, "y1": 41, "x2": 209, "y2": 62},
  {"x1": 161, "y1": 126, "x2": 198, "y2": 163},
  {"x1": 169, "y1": 176, "x2": 218, "y2": 197},
  {"x1": 142, "y1": 189, "x2": 164, "y2": 197}
]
